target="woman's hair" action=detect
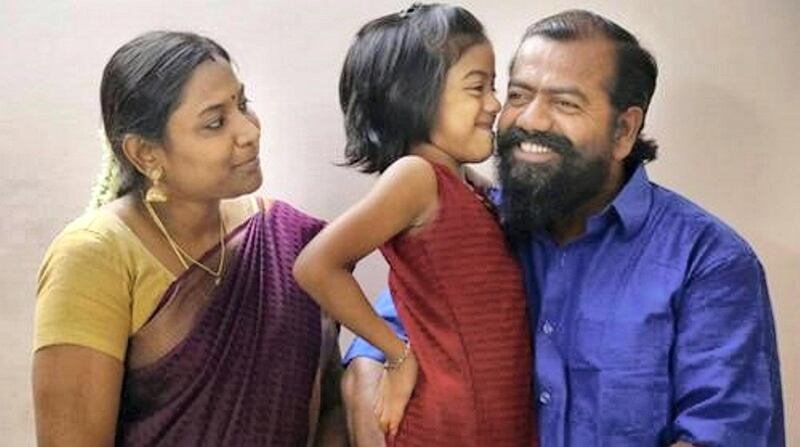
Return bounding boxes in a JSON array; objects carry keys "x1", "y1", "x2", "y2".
[
  {"x1": 339, "y1": 3, "x2": 487, "y2": 174},
  {"x1": 91, "y1": 30, "x2": 230, "y2": 207}
]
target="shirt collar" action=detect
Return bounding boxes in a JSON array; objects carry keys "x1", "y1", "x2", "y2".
[{"x1": 608, "y1": 163, "x2": 653, "y2": 237}]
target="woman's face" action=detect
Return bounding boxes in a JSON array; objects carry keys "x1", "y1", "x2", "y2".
[
  {"x1": 428, "y1": 41, "x2": 501, "y2": 164},
  {"x1": 157, "y1": 58, "x2": 262, "y2": 202}
]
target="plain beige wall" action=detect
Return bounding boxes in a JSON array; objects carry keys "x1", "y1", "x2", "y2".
[{"x1": 1, "y1": 0, "x2": 797, "y2": 445}]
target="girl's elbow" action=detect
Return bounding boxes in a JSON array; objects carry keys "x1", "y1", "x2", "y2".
[{"x1": 292, "y1": 252, "x2": 314, "y2": 290}]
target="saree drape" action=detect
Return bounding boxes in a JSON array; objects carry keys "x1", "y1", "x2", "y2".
[{"x1": 117, "y1": 201, "x2": 326, "y2": 446}]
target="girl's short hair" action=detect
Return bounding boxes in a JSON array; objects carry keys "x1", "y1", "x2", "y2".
[{"x1": 339, "y1": 3, "x2": 487, "y2": 173}]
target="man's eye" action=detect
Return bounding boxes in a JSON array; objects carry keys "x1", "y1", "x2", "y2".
[
  {"x1": 507, "y1": 92, "x2": 526, "y2": 104},
  {"x1": 556, "y1": 100, "x2": 579, "y2": 111}
]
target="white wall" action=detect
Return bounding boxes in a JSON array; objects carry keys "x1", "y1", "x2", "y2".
[{"x1": 1, "y1": 1, "x2": 797, "y2": 445}]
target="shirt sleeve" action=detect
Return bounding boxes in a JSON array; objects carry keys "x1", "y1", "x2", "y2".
[
  {"x1": 671, "y1": 253, "x2": 784, "y2": 446},
  {"x1": 34, "y1": 229, "x2": 132, "y2": 362},
  {"x1": 342, "y1": 288, "x2": 406, "y2": 366}
]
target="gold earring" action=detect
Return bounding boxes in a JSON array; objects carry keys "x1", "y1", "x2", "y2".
[{"x1": 145, "y1": 167, "x2": 168, "y2": 203}]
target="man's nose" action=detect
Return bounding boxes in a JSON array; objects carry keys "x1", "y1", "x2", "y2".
[{"x1": 515, "y1": 98, "x2": 553, "y2": 133}]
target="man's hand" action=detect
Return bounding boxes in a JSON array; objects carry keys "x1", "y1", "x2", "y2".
[
  {"x1": 374, "y1": 350, "x2": 418, "y2": 438},
  {"x1": 342, "y1": 358, "x2": 386, "y2": 447}
]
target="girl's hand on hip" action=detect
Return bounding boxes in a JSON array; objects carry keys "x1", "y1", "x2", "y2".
[{"x1": 374, "y1": 349, "x2": 418, "y2": 438}]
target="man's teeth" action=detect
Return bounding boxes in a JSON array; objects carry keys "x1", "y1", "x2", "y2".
[{"x1": 519, "y1": 142, "x2": 553, "y2": 154}]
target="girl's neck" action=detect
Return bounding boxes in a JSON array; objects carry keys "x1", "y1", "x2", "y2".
[{"x1": 410, "y1": 142, "x2": 465, "y2": 180}]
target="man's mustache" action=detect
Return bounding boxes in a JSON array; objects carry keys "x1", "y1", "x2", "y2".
[{"x1": 496, "y1": 127, "x2": 575, "y2": 156}]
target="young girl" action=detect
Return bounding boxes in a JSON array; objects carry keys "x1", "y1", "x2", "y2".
[{"x1": 294, "y1": 4, "x2": 535, "y2": 446}]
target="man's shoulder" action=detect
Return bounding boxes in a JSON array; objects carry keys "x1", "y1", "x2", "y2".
[{"x1": 647, "y1": 182, "x2": 758, "y2": 266}]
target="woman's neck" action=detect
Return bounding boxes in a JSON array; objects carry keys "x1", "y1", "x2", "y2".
[{"x1": 132, "y1": 193, "x2": 223, "y2": 254}]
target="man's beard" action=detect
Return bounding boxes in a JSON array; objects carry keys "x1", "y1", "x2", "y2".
[{"x1": 495, "y1": 127, "x2": 611, "y2": 243}]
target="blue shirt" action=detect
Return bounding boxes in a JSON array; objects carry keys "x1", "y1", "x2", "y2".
[{"x1": 343, "y1": 165, "x2": 784, "y2": 446}]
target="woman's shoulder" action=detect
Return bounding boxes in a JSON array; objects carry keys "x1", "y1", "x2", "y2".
[
  {"x1": 271, "y1": 199, "x2": 327, "y2": 239},
  {"x1": 36, "y1": 208, "x2": 137, "y2": 361},
  {"x1": 47, "y1": 207, "x2": 133, "y2": 259},
  {"x1": 227, "y1": 194, "x2": 326, "y2": 235}
]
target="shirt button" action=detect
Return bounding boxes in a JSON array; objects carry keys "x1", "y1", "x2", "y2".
[
  {"x1": 542, "y1": 321, "x2": 554, "y2": 335},
  {"x1": 539, "y1": 391, "x2": 552, "y2": 405}
]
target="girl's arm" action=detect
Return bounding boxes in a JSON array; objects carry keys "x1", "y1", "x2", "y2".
[
  {"x1": 294, "y1": 156, "x2": 437, "y2": 436},
  {"x1": 293, "y1": 155, "x2": 437, "y2": 363}
]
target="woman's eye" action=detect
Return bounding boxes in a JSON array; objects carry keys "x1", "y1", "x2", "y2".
[
  {"x1": 239, "y1": 97, "x2": 251, "y2": 112},
  {"x1": 206, "y1": 117, "x2": 224, "y2": 130}
]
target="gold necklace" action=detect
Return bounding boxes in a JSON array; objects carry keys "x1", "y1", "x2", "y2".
[{"x1": 142, "y1": 197, "x2": 227, "y2": 285}]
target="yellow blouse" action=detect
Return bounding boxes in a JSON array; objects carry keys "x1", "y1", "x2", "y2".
[{"x1": 35, "y1": 208, "x2": 175, "y2": 361}]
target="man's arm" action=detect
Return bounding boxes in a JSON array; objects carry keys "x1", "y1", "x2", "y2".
[
  {"x1": 341, "y1": 290, "x2": 405, "y2": 447},
  {"x1": 671, "y1": 254, "x2": 784, "y2": 446},
  {"x1": 342, "y1": 358, "x2": 386, "y2": 447}
]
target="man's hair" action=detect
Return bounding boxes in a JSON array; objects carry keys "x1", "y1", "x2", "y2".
[
  {"x1": 339, "y1": 3, "x2": 487, "y2": 173},
  {"x1": 520, "y1": 9, "x2": 659, "y2": 169}
]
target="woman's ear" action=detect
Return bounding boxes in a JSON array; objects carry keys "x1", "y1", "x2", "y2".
[
  {"x1": 611, "y1": 106, "x2": 644, "y2": 161},
  {"x1": 121, "y1": 134, "x2": 164, "y2": 177}
]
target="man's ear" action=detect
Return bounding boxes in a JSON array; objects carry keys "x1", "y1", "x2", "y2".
[
  {"x1": 611, "y1": 106, "x2": 644, "y2": 161},
  {"x1": 121, "y1": 134, "x2": 164, "y2": 177}
]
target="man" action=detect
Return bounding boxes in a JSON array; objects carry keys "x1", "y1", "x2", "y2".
[{"x1": 341, "y1": 9, "x2": 784, "y2": 447}]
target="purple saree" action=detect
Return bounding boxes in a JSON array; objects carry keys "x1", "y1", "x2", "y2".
[{"x1": 118, "y1": 201, "x2": 329, "y2": 446}]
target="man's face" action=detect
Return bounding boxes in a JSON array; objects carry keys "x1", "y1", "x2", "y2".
[{"x1": 495, "y1": 36, "x2": 621, "y2": 239}]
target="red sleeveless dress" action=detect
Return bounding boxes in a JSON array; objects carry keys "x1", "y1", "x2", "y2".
[{"x1": 381, "y1": 161, "x2": 537, "y2": 446}]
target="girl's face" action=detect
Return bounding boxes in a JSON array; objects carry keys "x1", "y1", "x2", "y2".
[
  {"x1": 428, "y1": 42, "x2": 501, "y2": 164},
  {"x1": 155, "y1": 58, "x2": 262, "y2": 202}
]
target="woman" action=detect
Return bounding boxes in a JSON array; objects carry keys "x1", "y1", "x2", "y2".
[{"x1": 33, "y1": 31, "x2": 345, "y2": 446}]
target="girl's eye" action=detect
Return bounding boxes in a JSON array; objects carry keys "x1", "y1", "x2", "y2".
[{"x1": 239, "y1": 97, "x2": 251, "y2": 112}]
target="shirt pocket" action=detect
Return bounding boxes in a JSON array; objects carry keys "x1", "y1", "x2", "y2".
[
  {"x1": 599, "y1": 369, "x2": 670, "y2": 442},
  {"x1": 569, "y1": 312, "x2": 672, "y2": 370},
  {"x1": 568, "y1": 317, "x2": 672, "y2": 441}
]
